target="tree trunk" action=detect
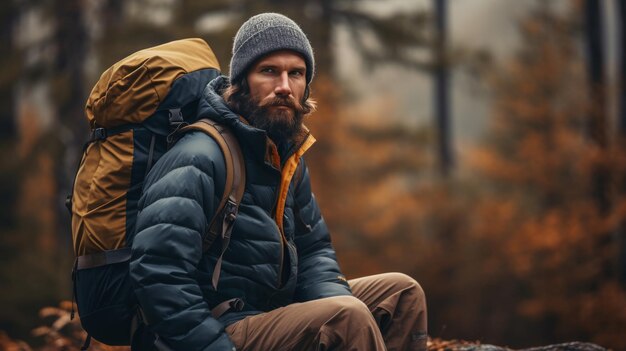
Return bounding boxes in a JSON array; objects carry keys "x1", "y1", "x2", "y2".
[
  {"x1": 0, "y1": 0, "x2": 19, "y2": 247},
  {"x1": 616, "y1": 0, "x2": 626, "y2": 285},
  {"x1": 433, "y1": 0, "x2": 452, "y2": 176},
  {"x1": 584, "y1": 0, "x2": 609, "y2": 212},
  {"x1": 53, "y1": 0, "x2": 89, "y2": 247},
  {"x1": 584, "y1": 0, "x2": 615, "y2": 284}
]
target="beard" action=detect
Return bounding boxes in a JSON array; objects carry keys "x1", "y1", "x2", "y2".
[{"x1": 239, "y1": 95, "x2": 306, "y2": 144}]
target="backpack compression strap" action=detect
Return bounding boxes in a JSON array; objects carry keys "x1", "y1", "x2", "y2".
[{"x1": 178, "y1": 119, "x2": 246, "y2": 291}]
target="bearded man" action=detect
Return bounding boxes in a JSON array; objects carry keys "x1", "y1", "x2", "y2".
[{"x1": 130, "y1": 13, "x2": 427, "y2": 351}]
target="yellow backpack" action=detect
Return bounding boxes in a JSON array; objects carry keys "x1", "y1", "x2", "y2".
[{"x1": 67, "y1": 38, "x2": 245, "y2": 347}]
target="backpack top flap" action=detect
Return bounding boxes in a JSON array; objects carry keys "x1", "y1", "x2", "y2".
[{"x1": 85, "y1": 38, "x2": 220, "y2": 129}]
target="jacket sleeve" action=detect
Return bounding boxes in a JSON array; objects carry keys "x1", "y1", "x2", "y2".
[
  {"x1": 129, "y1": 132, "x2": 236, "y2": 351},
  {"x1": 293, "y1": 160, "x2": 352, "y2": 302}
]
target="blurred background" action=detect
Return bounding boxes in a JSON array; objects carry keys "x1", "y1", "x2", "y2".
[{"x1": 1, "y1": 0, "x2": 626, "y2": 349}]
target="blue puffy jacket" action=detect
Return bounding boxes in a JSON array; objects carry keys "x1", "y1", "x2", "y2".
[{"x1": 129, "y1": 76, "x2": 352, "y2": 350}]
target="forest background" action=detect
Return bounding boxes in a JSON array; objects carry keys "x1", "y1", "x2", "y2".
[{"x1": 1, "y1": 0, "x2": 626, "y2": 350}]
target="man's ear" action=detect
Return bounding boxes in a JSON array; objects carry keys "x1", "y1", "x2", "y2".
[{"x1": 303, "y1": 86, "x2": 310, "y2": 102}]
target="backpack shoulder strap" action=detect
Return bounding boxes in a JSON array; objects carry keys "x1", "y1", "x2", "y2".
[{"x1": 178, "y1": 118, "x2": 245, "y2": 290}]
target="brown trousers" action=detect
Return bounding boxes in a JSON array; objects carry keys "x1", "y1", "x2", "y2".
[{"x1": 225, "y1": 273, "x2": 427, "y2": 351}]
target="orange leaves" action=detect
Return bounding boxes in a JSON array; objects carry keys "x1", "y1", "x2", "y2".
[
  {"x1": 0, "y1": 331, "x2": 32, "y2": 351},
  {"x1": 427, "y1": 337, "x2": 487, "y2": 351},
  {"x1": 576, "y1": 282, "x2": 626, "y2": 350},
  {"x1": 468, "y1": 147, "x2": 524, "y2": 184},
  {"x1": 25, "y1": 302, "x2": 130, "y2": 351}
]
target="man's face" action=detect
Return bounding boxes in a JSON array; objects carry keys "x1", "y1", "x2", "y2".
[{"x1": 244, "y1": 50, "x2": 307, "y2": 143}]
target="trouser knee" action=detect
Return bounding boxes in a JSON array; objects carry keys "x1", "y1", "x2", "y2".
[
  {"x1": 328, "y1": 296, "x2": 375, "y2": 322},
  {"x1": 381, "y1": 272, "x2": 426, "y2": 303},
  {"x1": 317, "y1": 296, "x2": 385, "y2": 350}
]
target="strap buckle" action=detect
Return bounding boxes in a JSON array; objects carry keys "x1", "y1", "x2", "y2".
[
  {"x1": 166, "y1": 108, "x2": 189, "y2": 145},
  {"x1": 168, "y1": 108, "x2": 183, "y2": 124},
  {"x1": 211, "y1": 298, "x2": 244, "y2": 319},
  {"x1": 90, "y1": 127, "x2": 107, "y2": 141},
  {"x1": 222, "y1": 200, "x2": 239, "y2": 239},
  {"x1": 65, "y1": 195, "x2": 72, "y2": 214}
]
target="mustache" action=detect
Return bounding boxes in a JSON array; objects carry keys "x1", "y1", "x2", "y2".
[{"x1": 259, "y1": 96, "x2": 305, "y2": 113}]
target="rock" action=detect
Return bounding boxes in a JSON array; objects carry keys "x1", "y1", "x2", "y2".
[
  {"x1": 519, "y1": 342, "x2": 608, "y2": 351},
  {"x1": 428, "y1": 339, "x2": 608, "y2": 351}
]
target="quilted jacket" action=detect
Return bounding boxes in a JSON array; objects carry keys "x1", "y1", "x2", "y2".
[{"x1": 129, "y1": 76, "x2": 352, "y2": 350}]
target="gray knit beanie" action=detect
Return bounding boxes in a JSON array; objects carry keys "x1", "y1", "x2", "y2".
[{"x1": 229, "y1": 13, "x2": 315, "y2": 85}]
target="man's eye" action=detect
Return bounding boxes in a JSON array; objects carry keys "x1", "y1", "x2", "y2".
[
  {"x1": 261, "y1": 67, "x2": 275, "y2": 73},
  {"x1": 290, "y1": 71, "x2": 304, "y2": 77}
]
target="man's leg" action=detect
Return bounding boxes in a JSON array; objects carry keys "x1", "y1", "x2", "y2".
[
  {"x1": 349, "y1": 273, "x2": 428, "y2": 351},
  {"x1": 225, "y1": 295, "x2": 386, "y2": 351}
]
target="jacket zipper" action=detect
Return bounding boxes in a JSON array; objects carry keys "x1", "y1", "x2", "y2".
[
  {"x1": 271, "y1": 134, "x2": 311, "y2": 288},
  {"x1": 277, "y1": 225, "x2": 286, "y2": 288},
  {"x1": 270, "y1": 188, "x2": 289, "y2": 288}
]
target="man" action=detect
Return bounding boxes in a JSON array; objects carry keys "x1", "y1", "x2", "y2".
[{"x1": 130, "y1": 13, "x2": 427, "y2": 351}]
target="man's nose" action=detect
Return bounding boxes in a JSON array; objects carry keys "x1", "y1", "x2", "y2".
[{"x1": 274, "y1": 71, "x2": 292, "y2": 96}]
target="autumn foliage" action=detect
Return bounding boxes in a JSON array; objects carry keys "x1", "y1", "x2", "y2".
[
  {"x1": 460, "y1": 8, "x2": 626, "y2": 348},
  {"x1": 0, "y1": 302, "x2": 128, "y2": 351},
  {"x1": 307, "y1": 5, "x2": 626, "y2": 351},
  {"x1": 2, "y1": 3, "x2": 626, "y2": 351}
]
